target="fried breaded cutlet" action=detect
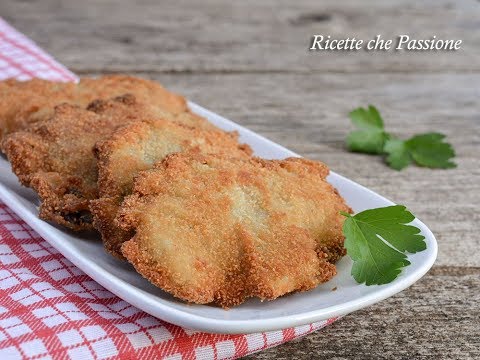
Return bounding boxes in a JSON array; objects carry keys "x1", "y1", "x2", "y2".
[
  {"x1": 90, "y1": 118, "x2": 252, "y2": 258},
  {"x1": 2, "y1": 92, "x2": 219, "y2": 231},
  {"x1": 0, "y1": 75, "x2": 196, "y2": 141},
  {"x1": 118, "y1": 153, "x2": 351, "y2": 308},
  {"x1": 1, "y1": 95, "x2": 170, "y2": 231}
]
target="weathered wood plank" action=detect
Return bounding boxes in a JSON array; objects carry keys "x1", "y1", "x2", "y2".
[
  {"x1": 1, "y1": 0, "x2": 479, "y2": 73},
  {"x1": 74, "y1": 71, "x2": 477, "y2": 268},
  {"x1": 247, "y1": 268, "x2": 480, "y2": 359}
]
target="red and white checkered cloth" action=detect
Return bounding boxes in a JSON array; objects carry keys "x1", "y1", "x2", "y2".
[{"x1": 0, "y1": 18, "x2": 337, "y2": 360}]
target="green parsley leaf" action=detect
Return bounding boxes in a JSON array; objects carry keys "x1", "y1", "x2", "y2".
[
  {"x1": 384, "y1": 133, "x2": 456, "y2": 170},
  {"x1": 384, "y1": 137, "x2": 412, "y2": 170},
  {"x1": 349, "y1": 105, "x2": 384, "y2": 129},
  {"x1": 406, "y1": 133, "x2": 456, "y2": 169},
  {"x1": 347, "y1": 106, "x2": 388, "y2": 154},
  {"x1": 341, "y1": 205, "x2": 426, "y2": 285}
]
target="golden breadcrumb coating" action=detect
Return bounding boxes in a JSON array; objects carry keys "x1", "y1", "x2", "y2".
[
  {"x1": 2, "y1": 94, "x2": 199, "y2": 231},
  {"x1": 90, "y1": 118, "x2": 252, "y2": 258},
  {"x1": 86, "y1": 93, "x2": 215, "y2": 131},
  {"x1": 0, "y1": 75, "x2": 197, "y2": 141},
  {"x1": 118, "y1": 153, "x2": 351, "y2": 308}
]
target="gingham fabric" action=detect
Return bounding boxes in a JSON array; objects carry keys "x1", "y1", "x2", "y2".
[{"x1": 0, "y1": 17, "x2": 337, "y2": 360}]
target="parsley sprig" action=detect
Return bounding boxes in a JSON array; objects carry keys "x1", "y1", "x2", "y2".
[
  {"x1": 347, "y1": 105, "x2": 456, "y2": 170},
  {"x1": 346, "y1": 106, "x2": 389, "y2": 154},
  {"x1": 341, "y1": 205, "x2": 426, "y2": 285}
]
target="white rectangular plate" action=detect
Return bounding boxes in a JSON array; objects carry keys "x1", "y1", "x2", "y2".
[{"x1": 0, "y1": 102, "x2": 437, "y2": 334}]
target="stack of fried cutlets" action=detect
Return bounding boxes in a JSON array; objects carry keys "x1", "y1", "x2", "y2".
[{"x1": 0, "y1": 75, "x2": 351, "y2": 308}]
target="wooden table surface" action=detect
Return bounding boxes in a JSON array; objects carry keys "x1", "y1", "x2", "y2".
[{"x1": 2, "y1": 0, "x2": 478, "y2": 358}]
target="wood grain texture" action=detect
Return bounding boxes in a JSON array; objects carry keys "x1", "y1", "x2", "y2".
[
  {"x1": 1, "y1": 0, "x2": 478, "y2": 358},
  {"x1": 1, "y1": 0, "x2": 479, "y2": 74}
]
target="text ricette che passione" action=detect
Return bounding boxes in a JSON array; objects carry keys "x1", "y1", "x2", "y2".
[{"x1": 309, "y1": 35, "x2": 462, "y2": 51}]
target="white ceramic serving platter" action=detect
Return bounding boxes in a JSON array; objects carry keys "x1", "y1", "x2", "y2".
[{"x1": 0, "y1": 102, "x2": 437, "y2": 334}]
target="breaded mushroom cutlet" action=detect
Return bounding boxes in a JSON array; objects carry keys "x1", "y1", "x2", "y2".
[
  {"x1": 90, "y1": 118, "x2": 252, "y2": 258},
  {"x1": 1, "y1": 95, "x2": 142, "y2": 230},
  {"x1": 118, "y1": 153, "x2": 352, "y2": 308},
  {"x1": 0, "y1": 74, "x2": 214, "y2": 141},
  {"x1": 2, "y1": 94, "x2": 206, "y2": 231}
]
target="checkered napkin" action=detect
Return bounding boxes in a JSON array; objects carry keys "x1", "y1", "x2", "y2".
[{"x1": 0, "y1": 18, "x2": 336, "y2": 360}]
